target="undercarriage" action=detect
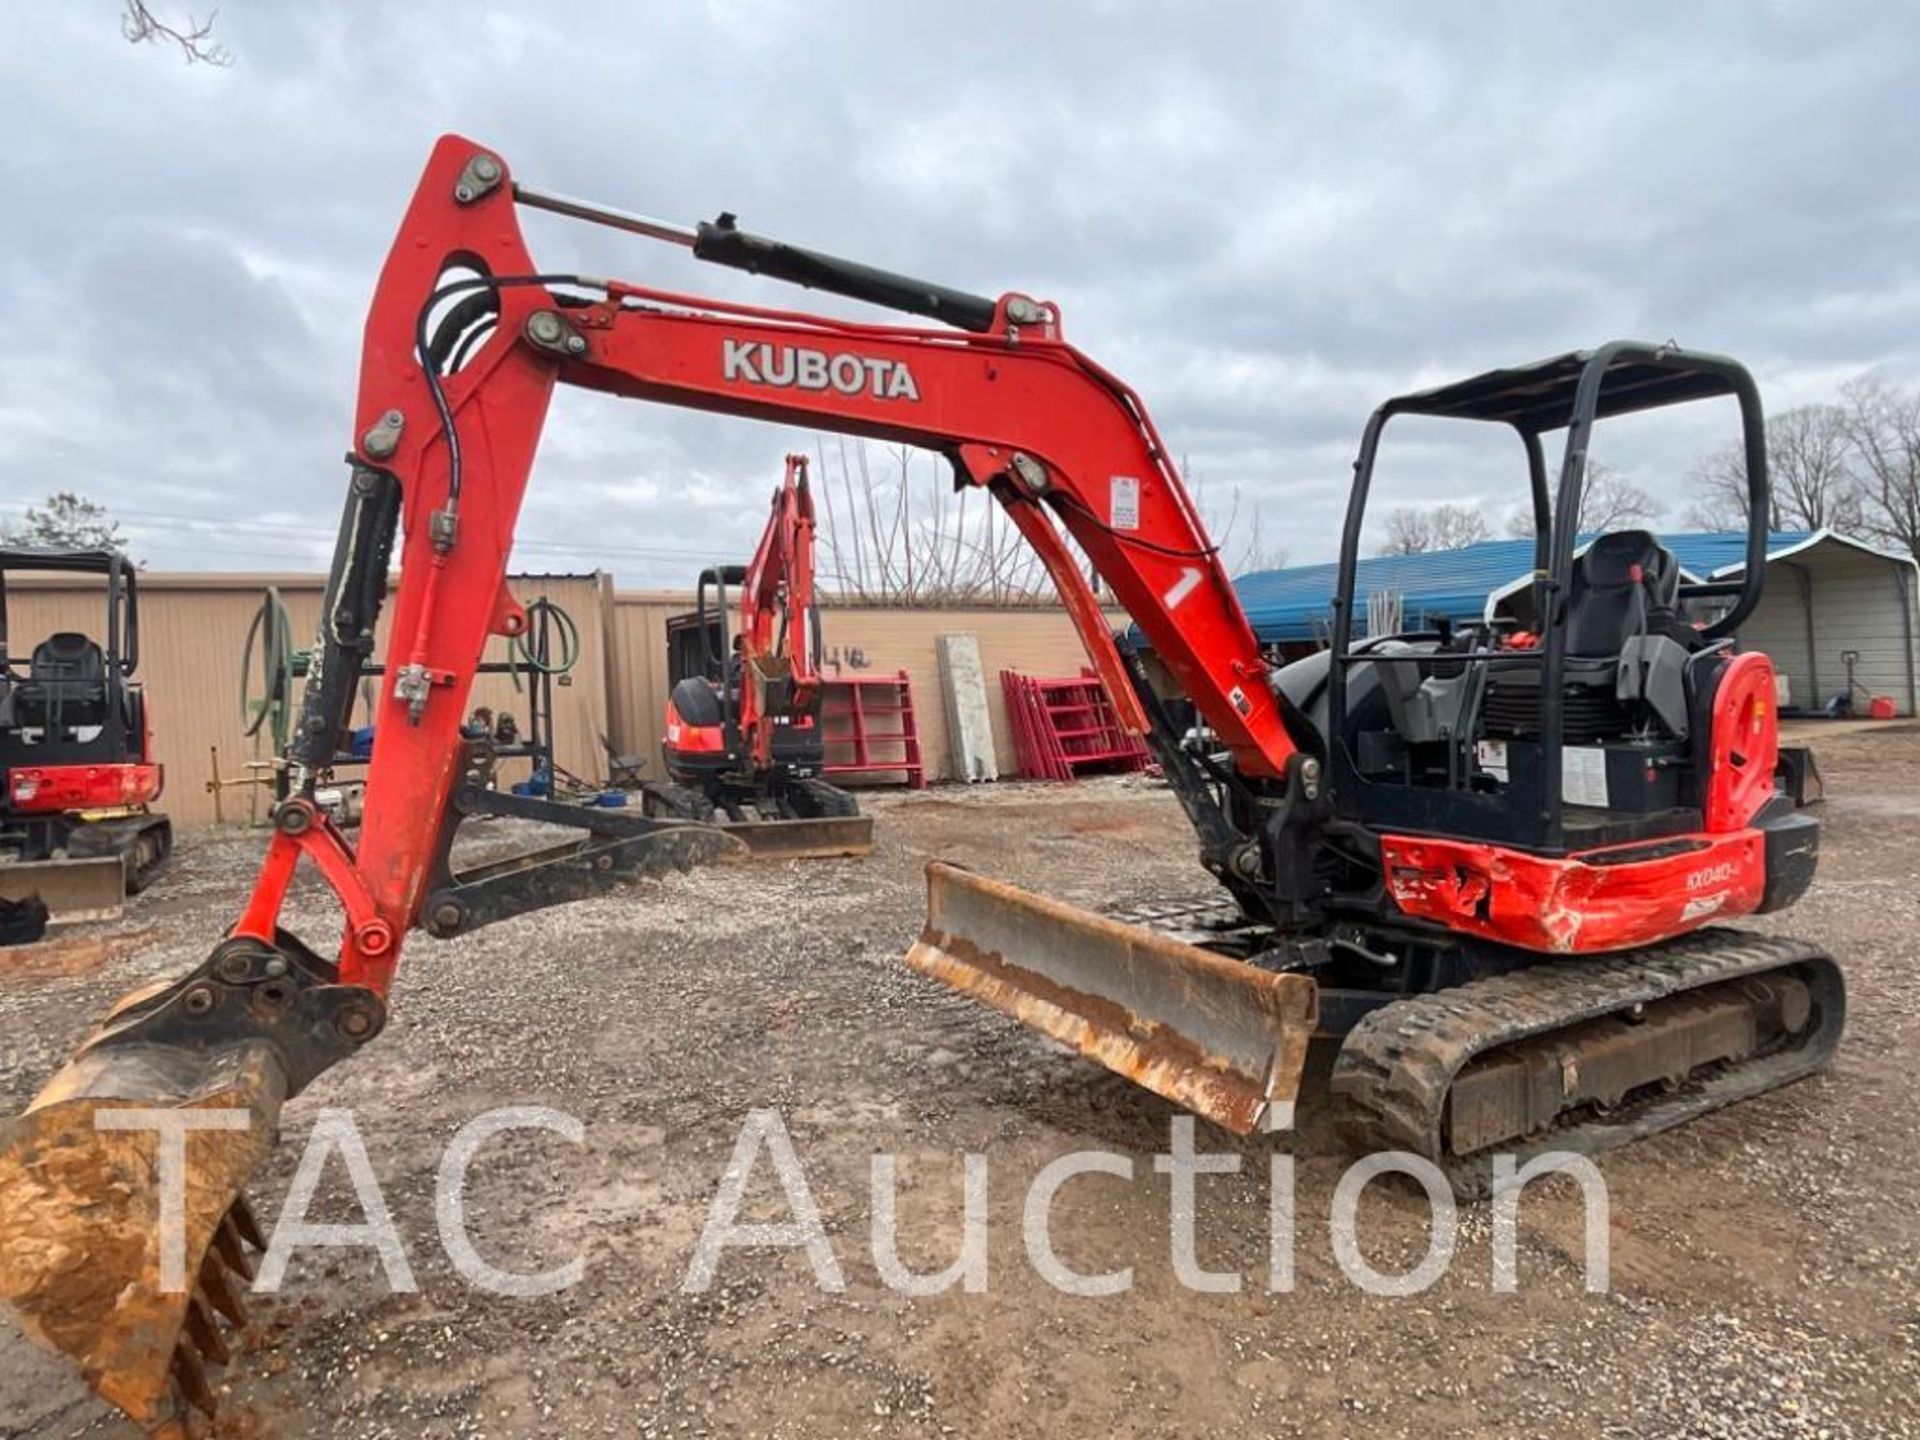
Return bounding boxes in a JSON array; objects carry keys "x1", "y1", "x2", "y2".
[{"x1": 1105, "y1": 893, "x2": 1843, "y2": 1193}]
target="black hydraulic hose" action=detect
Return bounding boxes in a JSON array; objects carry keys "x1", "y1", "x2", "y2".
[
  {"x1": 1041, "y1": 489, "x2": 1221, "y2": 561},
  {"x1": 413, "y1": 272, "x2": 591, "y2": 505},
  {"x1": 239, "y1": 586, "x2": 293, "y2": 746}
]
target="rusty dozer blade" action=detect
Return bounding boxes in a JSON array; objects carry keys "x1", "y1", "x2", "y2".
[
  {"x1": 907, "y1": 862, "x2": 1317, "y2": 1134},
  {"x1": 722, "y1": 814, "x2": 874, "y2": 861},
  {"x1": 0, "y1": 933, "x2": 384, "y2": 1428},
  {"x1": 0, "y1": 855, "x2": 128, "y2": 926}
]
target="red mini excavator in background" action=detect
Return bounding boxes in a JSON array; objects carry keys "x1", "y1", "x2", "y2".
[
  {"x1": 644, "y1": 453, "x2": 872, "y2": 859},
  {"x1": 0, "y1": 137, "x2": 1843, "y2": 1432},
  {"x1": 0, "y1": 549, "x2": 171, "y2": 931}
]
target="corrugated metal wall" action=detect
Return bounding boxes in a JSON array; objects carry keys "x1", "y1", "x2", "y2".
[
  {"x1": 7, "y1": 570, "x2": 1120, "y2": 826},
  {"x1": 1739, "y1": 566, "x2": 1817, "y2": 709}
]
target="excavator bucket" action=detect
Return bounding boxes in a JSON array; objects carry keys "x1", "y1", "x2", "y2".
[
  {"x1": 0, "y1": 999, "x2": 286, "y2": 1427},
  {"x1": 907, "y1": 863, "x2": 1317, "y2": 1134},
  {"x1": 0, "y1": 856, "x2": 128, "y2": 926},
  {"x1": 721, "y1": 814, "x2": 874, "y2": 861}
]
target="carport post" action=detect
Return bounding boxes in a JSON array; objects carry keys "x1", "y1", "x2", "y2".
[
  {"x1": 1781, "y1": 560, "x2": 1817, "y2": 705},
  {"x1": 1895, "y1": 562, "x2": 1919, "y2": 715}
]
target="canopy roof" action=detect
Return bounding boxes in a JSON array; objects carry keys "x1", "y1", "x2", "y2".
[{"x1": 1382, "y1": 349, "x2": 1744, "y2": 432}]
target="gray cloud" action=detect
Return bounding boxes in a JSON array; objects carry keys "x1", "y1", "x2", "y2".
[{"x1": 1, "y1": 1, "x2": 1915, "y2": 580}]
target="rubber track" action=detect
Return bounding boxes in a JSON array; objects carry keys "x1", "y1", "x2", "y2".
[
  {"x1": 1106, "y1": 895, "x2": 1251, "y2": 936},
  {"x1": 1328, "y1": 927, "x2": 1846, "y2": 1198}
]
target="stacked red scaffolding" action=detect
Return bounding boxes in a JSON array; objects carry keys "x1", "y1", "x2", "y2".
[{"x1": 1001, "y1": 669, "x2": 1151, "y2": 782}]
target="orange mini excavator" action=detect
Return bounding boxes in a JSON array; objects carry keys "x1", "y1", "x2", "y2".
[
  {"x1": 0, "y1": 548, "x2": 171, "y2": 929},
  {"x1": 0, "y1": 137, "x2": 1841, "y2": 1431},
  {"x1": 644, "y1": 453, "x2": 871, "y2": 859}
]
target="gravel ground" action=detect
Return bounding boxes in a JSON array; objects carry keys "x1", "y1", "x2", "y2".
[{"x1": 2, "y1": 727, "x2": 1917, "y2": 1439}]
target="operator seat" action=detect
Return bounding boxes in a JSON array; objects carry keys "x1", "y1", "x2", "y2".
[
  {"x1": 12, "y1": 632, "x2": 109, "y2": 731},
  {"x1": 1482, "y1": 531, "x2": 1690, "y2": 743},
  {"x1": 1565, "y1": 530, "x2": 1683, "y2": 662},
  {"x1": 669, "y1": 675, "x2": 725, "y2": 729}
]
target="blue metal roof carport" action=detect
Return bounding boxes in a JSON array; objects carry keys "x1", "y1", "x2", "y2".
[{"x1": 1217, "y1": 530, "x2": 1919, "y2": 714}]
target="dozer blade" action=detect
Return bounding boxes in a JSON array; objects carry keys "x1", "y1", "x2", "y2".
[
  {"x1": 0, "y1": 856, "x2": 128, "y2": 926},
  {"x1": 722, "y1": 814, "x2": 874, "y2": 861},
  {"x1": 0, "y1": 1033, "x2": 286, "y2": 1426},
  {"x1": 907, "y1": 862, "x2": 1317, "y2": 1134}
]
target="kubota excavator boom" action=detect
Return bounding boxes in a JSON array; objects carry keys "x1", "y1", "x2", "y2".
[{"x1": 0, "y1": 136, "x2": 1841, "y2": 1432}]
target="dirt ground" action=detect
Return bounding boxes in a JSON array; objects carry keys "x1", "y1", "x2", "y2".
[{"x1": 2, "y1": 727, "x2": 1917, "y2": 1439}]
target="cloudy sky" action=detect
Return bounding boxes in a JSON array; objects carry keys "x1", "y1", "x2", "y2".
[{"x1": 2, "y1": 1, "x2": 1916, "y2": 583}]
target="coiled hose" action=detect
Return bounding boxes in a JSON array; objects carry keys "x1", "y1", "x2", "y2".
[
  {"x1": 507, "y1": 595, "x2": 581, "y2": 687},
  {"x1": 239, "y1": 585, "x2": 296, "y2": 755}
]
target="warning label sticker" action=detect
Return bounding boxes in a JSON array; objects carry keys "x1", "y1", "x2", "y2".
[
  {"x1": 1475, "y1": 738, "x2": 1509, "y2": 781},
  {"x1": 1110, "y1": 475, "x2": 1140, "y2": 530},
  {"x1": 1562, "y1": 745, "x2": 1610, "y2": 808}
]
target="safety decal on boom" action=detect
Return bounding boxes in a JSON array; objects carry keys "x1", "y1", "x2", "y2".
[{"x1": 1109, "y1": 474, "x2": 1141, "y2": 530}]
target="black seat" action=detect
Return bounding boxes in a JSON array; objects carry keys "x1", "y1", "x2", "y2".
[
  {"x1": 1482, "y1": 531, "x2": 1687, "y2": 744},
  {"x1": 1565, "y1": 530, "x2": 1681, "y2": 659},
  {"x1": 13, "y1": 632, "x2": 109, "y2": 730},
  {"x1": 669, "y1": 675, "x2": 724, "y2": 730}
]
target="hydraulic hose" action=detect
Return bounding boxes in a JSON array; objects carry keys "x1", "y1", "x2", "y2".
[
  {"x1": 507, "y1": 595, "x2": 581, "y2": 690},
  {"x1": 239, "y1": 586, "x2": 295, "y2": 754}
]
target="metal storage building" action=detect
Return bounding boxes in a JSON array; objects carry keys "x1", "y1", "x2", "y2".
[
  {"x1": 1698, "y1": 531, "x2": 1920, "y2": 715},
  {"x1": 1227, "y1": 529, "x2": 1920, "y2": 714}
]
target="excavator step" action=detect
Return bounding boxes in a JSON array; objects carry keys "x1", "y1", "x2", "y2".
[
  {"x1": 908, "y1": 862, "x2": 1318, "y2": 1134},
  {"x1": 1330, "y1": 928, "x2": 1845, "y2": 1197}
]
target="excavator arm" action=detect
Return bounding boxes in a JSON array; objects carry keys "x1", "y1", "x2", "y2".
[
  {"x1": 736, "y1": 455, "x2": 820, "y2": 767},
  {"x1": 0, "y1": 134, "x2": 1318, "y2": 1430}
]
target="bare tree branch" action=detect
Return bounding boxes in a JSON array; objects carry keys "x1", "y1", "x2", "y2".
[
  {"x1": 815, "y1": 439, "x2": 1063, "y2": 605},
  {"x1": 1376, "y1": 502, "x2": 1488, "y2": 555},
  {"x1": 122, "y1": 1, "x2": 232, "y2": 65},
  {"x1": 1683, "y1": 405, "x2": 1859, "y2": 532},
  {"x1": 814, "y1": 439, "x2": 1290, "y2": 600},
  {"x1": 1840, "y1": 378, "x2": 1920, "y2": 562},
  {"x1": 1503, "y1": 460, "x2": 1663, "y2": 537}
]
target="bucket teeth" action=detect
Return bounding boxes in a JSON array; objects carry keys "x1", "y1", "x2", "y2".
[
  {"x1": 171, "y1": 1340, "x2": 218, "y2": 1417},
  {"x1": 160, "y1": 1195, "x2": 263, "y2": 1425},
  {"x1": 229, "y1": 1194, "x2": 268, "y2": 1250},
  {"x1": 183, "y1": 1294, "x2": 231, "y2": 1367},
  {"x1": 198, "y1": 1248, "x2": 249, "y2": 1327},
  {"x1": 212, "y1": 1212, "x2": 256, "y2": 1281}
]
